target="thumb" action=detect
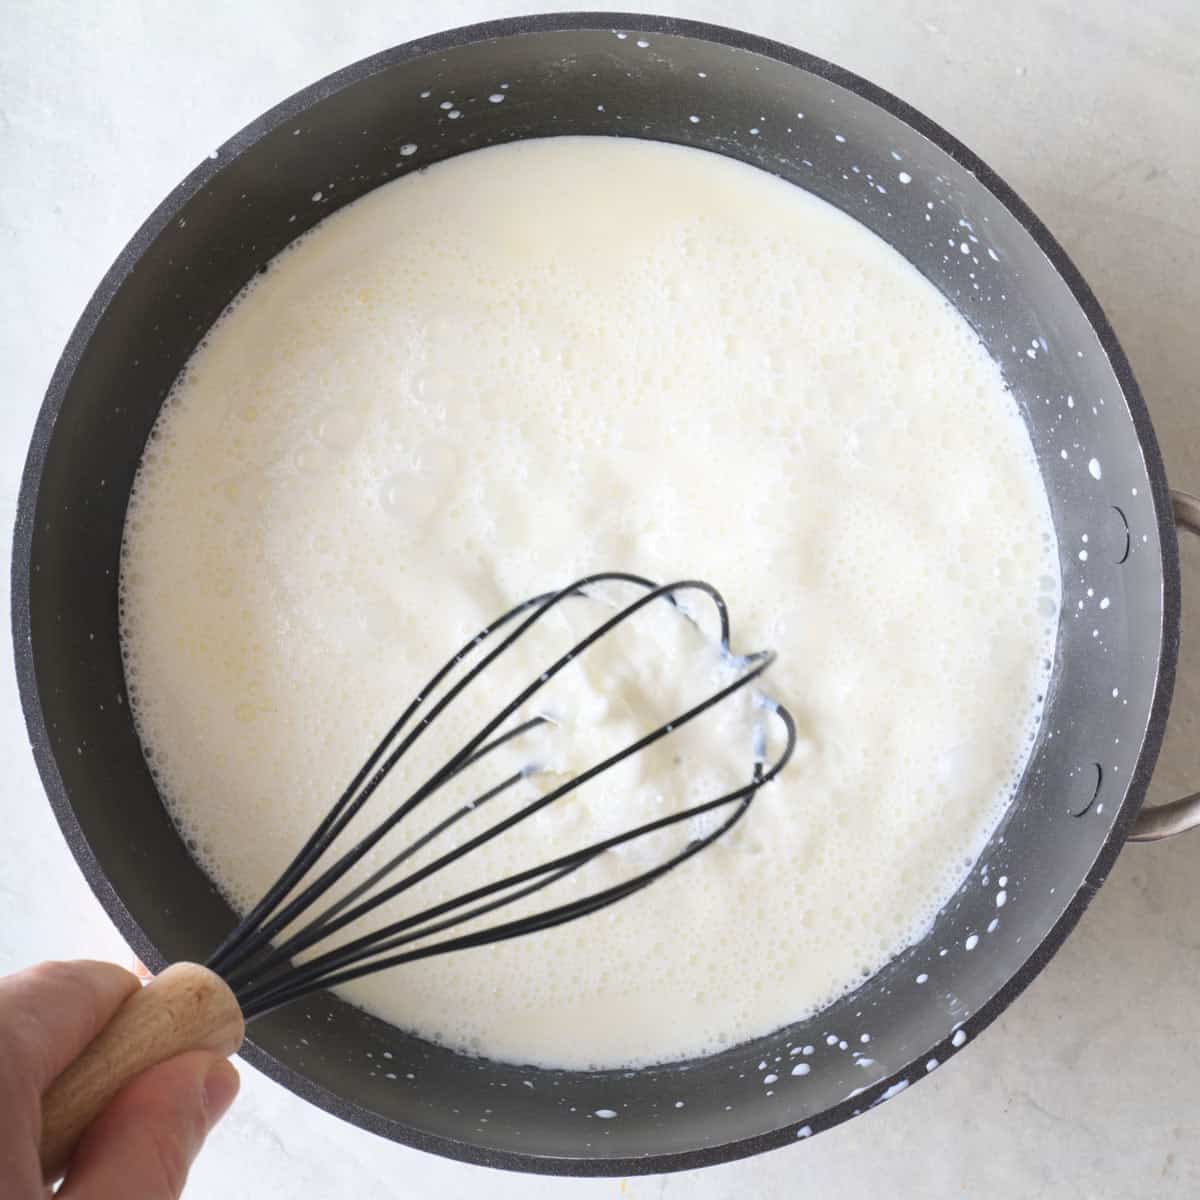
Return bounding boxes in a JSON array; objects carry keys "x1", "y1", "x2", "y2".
[{"x1": 56, "y1": 1051, "x2": 239, "y2": 1200}]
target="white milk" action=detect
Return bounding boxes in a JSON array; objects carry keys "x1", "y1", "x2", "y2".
[{"x1": 120, "y1": 137, "x2": 1059, "y2": 1069}]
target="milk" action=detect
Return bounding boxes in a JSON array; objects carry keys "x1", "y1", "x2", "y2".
[{"x1": 120, "y1": 136, "x2": 1059, "y2": 1069}]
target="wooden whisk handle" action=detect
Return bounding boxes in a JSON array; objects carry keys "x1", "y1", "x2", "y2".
[{"x1": 39, "y1": 962, "x2": 245, "y2": 1184}]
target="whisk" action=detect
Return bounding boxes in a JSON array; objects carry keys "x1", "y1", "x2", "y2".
[{"x1": 38, "y1": 572, "x2": 795, "y2": 1181}]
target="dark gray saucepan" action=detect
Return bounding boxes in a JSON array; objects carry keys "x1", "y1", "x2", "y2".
[{"x1": 12, "y1": 12, "x2": 1200, "y2": 1177}]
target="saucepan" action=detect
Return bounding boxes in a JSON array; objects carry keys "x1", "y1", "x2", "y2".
[{"x1": 12, "y1": 12, "x2": 1199, "y2": 1175}]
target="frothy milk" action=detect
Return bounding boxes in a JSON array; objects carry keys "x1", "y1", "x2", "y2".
[{"x1": 120, "y1": 137, "x2": 1059, "y2": 1069}]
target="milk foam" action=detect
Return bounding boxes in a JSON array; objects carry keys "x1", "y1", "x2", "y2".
[{"x1": 120, "y1": 136, "x2": 1059, "y2": 1069}]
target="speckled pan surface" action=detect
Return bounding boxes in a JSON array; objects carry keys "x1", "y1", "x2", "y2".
[{"x1": 11, "y1": 12, "x2": 1180, "y2": 1176}]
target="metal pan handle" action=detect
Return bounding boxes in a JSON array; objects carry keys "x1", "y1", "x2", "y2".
[{"x1": 1128, "y1": 489, "x2": 1200, "y2": 842}]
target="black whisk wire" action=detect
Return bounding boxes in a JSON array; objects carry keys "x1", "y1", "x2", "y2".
[
  {"x1": 229, "y1": 646, "x2": 781, "y2": 1002},
  {"x1": 213, "y1": 573, "x2": 689, "y2": 979},
  {"x1": 205, "y1": 573, "x2": 797, "y2": 1019},
  {"x1": 205, "y1": 589, "x2": 558, "y2": 978},
  {"x1": 210, "y1": 572, "x2": 655, "y2": 978}
]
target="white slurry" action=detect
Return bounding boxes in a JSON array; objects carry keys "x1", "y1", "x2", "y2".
[{"x1": 121, "y1": 137, "x2": 1059, "y2": 1069}]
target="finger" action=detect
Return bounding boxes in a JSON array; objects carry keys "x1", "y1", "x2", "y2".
[
  {"x1": 58, "y1": 1051, "x2": 239, "y2": 1200},
  {"x1": 0, "y1": 961, "x2": 140, "y2": 1093}
]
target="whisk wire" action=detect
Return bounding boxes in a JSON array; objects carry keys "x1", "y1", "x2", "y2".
[
  {"x1": 206, "y1": 591, "x2": 556, "y2": 976},
  {"x1": 205, "y1": 573, "x2": 795, "y2": 1020},
  {"x1": 226, "y1": 645, "x2": 779, "y2": 998},
  {"x1": 211, "y1": 574, "x2": 658, "y2": 977},
  {"x1": 216, "y1": 575, "x2": 710, "y2": 980},
  {"x1": 239, "y1": 742, "x2": 792, "y2": 1020}
]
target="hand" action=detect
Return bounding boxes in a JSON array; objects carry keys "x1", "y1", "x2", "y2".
[{"x1": 0, "y1": 960, "x2": 240, "y2": 1199}]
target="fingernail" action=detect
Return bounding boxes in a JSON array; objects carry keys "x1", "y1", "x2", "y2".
[{"x1": 203, "y1": 1058, "x2": 241, "y2": 1127}]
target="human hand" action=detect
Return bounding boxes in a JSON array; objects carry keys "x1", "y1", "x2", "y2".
[{"x1": 0, "y1": 960, "x2": 240, "y2": 1198}]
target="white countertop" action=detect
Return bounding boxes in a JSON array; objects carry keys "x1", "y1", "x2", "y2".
[{"x1": 2, "y1": 3, "x2": 1198, "y2": 1196}]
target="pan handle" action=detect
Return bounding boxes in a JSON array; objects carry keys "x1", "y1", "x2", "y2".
[{"x1": 1128, "y1": 489, "x2": 1200, "y2": 842}]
